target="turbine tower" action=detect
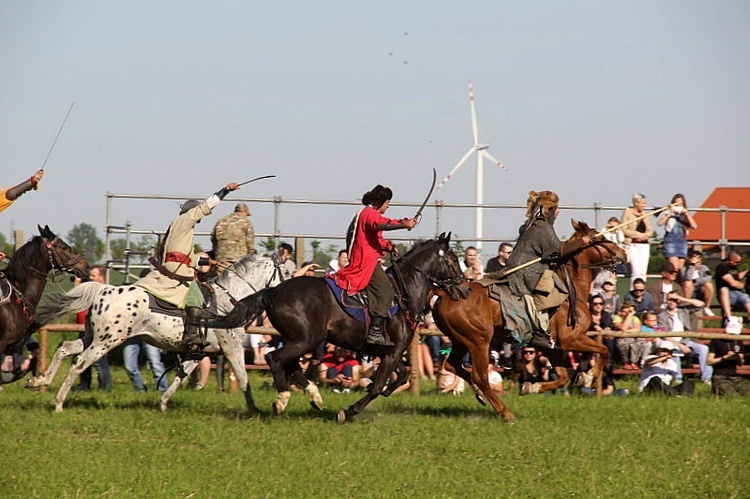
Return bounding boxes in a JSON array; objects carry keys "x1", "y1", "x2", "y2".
[{"x1": 438, "y1": 81, "x2": 506, "y2": 252}]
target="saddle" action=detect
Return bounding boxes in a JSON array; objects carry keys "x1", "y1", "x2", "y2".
[
  {"x1": 147, "y1": 293, "x2": 186, "y2": 319},
  {"x1": 323, "y1": 276, "x2": 398, "y2": 324}
]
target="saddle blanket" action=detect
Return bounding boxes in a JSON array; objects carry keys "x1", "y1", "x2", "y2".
[{"x1": 324, "y1": 276, "x2": 398, "y2": 324}]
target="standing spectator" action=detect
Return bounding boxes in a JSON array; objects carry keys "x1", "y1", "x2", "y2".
[
  {"x1": 714, "y1": 251, "x2": 750, "y2": 322},
  {"x1": 638, "y1": 340, "x2": 694, "y2": 396},
  {"x1": 123, "y1": 338, "x2": 168, "y2": 393},
  {"x1": 601, "y1": 216, "x2": 628, "y2": 276},
  {"x1": 657, "y1": 194, "x2": 697, "y2": 274},
  {"x1": 74, "y1": 265, "x2": 112, "y2": 392},
  {"x1": 680, "y1": 250, "x2": 715, "y2": 316},
  {"x1": 657, "y1": 292, "x2": 712, "y2": 385},
  {"x1": 623, "y1": 278, "x2": 654, "y2": 315},
  {"x1": 277, "y1": 242, "x2": 297, "y2": 278},
  {"x1": 621, "y1": 193, "x2": 654, "y2": 289},
  {"x1": 326, "y1": 249, "x2": 349, "y2": 274},
  {"x1": 211, "y1": 202, "x2": 255, "y2": 266},
  {"x1": 708, "y1": 339, "x2": 750, "y2": 396},
  {"x1": 460, "y1": 246, "x2": 484, "y2": 281},
  {"x1": 0, "y1": 169, "x2": 44, "y2": 260},
  {"x1": 485, "y1": 242, "x2": 513, "y2": 273},
  {"x1": 613, "y1": 301, "x2": 644, "y2": 370}
]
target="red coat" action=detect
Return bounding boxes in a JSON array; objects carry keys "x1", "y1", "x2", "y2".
[{"x1": 334, "y1": 206, "x2": 401, "y2": 294}]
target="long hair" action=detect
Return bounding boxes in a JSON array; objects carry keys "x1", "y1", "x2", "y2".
[{"x1": 521, "y1": 190, "x2": 559, "y2": 233}]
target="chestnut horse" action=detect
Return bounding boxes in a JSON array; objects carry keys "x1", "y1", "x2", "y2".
[
  {"x1": 430, "y1": 220, "x2": 626, "y2": 422},
  {"x1": 0, "y1": 225, "x2": 88, "y2": 383}
]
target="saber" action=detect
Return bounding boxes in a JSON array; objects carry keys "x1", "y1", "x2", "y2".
[
  {"x1": 413, "y1": 168, "x2": 437, "y2": 225},
  {"x1": 237, "y1": 175, "x2": 276, "y2": 187},
  {"x1": 41, "y1": 101, "x2": 75, "y2": 170}
]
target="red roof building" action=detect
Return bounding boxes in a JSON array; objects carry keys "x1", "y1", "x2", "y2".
[{"x1": 687, "y1": 188, "x2": 750, "y2": 248}]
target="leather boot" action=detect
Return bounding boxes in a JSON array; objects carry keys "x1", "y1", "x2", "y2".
[
  {"x1": 527, "y1": 330, "x2": 556, "y2": 350},
  {"x1": 366, "y1": 315, "x2": 394, "y2": 347},
  {"x1": 180, "y1": 307, "x2": 206, "y2": 353}
]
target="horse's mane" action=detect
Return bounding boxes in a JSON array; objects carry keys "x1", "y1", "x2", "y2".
[
  {"x1": 211, "y1": 254, "x2": 265, "y2": 288},
  {"x1": 3, "y1": 236, "x2": 45, "y2": 284}
]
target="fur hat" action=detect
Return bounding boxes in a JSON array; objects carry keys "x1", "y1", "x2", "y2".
[{"x1": 525, "y1": 190, "x2": 559, "y2": 222}]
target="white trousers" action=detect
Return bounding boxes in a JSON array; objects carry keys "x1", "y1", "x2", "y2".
[{"x1": 628, "y1": 243, "x2": 650, "y2": 288}]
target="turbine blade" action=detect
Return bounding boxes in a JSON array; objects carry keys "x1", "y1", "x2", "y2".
[
  {"x1": 481, "y1": 150, "x2": 507, "y2": 170},
  {"x1": 437, "y1": 147, "x2": 475, "y2": 189},
  {"x1": 469, "y1": 81, "x2": 479, "y2": 146}
]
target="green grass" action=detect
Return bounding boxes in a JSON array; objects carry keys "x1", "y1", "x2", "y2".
[{"x1": 1, "y1": 370, "x2": 748, "y2": 498}]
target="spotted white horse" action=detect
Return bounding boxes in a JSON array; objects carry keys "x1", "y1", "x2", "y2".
[{"x1": 27, "y1": 254, "x2": 284, "y2": 413}]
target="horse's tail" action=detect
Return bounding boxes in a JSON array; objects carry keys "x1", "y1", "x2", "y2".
[
  {"x1": 35, "y1": 282, "x2": 107, "y2": 325},
  {"x1": 205, "y1": 287, "x2": 273, "y2": 329}
]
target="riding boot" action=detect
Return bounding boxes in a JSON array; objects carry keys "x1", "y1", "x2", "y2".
[
  {"x1": 366, "y1": 315, "x2": 394, "y2": 347},
  {"x1": 180, "y1": 307, "x2": 206, "y2": 353},
  {"x1": 528, "y1": 330, "x2": 556, "y2": 350}
]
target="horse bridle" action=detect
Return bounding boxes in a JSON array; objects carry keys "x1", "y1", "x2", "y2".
[{"x1": 45, "y1": 237, "x2": 85, "y2": 276}]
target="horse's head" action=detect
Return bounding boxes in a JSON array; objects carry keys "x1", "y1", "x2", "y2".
[
  {"x1": 38, "y1": 225, "x2": 89, "y2": 279},
  {"x1": 565, "y1": 219, "x2": 627, "y2": 270},
  {"x1": 395, "y1": 232, "x2": 463, "y2": 285}
]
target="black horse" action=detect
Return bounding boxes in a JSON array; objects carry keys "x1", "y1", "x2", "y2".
[
  {"x1": 0, "y1": 225, "x2": 89, "y2": 383},
  {"x1": 208, "y1": 232, "x2": 462, "y2": 422}
]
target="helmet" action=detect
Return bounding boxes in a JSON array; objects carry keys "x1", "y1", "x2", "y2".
[{"x1": 180, "y1": 199, "x2": 201, "y2": 215}]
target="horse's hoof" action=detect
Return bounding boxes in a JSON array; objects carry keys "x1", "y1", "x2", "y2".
[
  {"x1": 336, "y1": 409, "x2": 347, "y2": 424},
  {"x1": 272, "y1": 401, "x2": 285, "y2": 416},
  {"x1": 309, "y1": 399, "x2": 324, "y2": 412},
  {"x1": 475, "y1": 393, "x2": 487, "y2": 406},
  {"x1": 160, "y1": 402, "x2": 168, "y2": 412}
]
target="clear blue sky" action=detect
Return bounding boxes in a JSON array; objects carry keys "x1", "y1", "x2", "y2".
[{"x1": 1, "y1": 1, "x2": 748, "y2": 256}]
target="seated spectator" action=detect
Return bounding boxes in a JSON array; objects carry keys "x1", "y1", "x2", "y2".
[
  {"x1": 638, "y1": 340, "x2": 694, "y2": 396},
  {"x1": 599, "y1": 279, "x2": 620, "y2": 316},
  {"x1": 487, "y1": 363, "x2": 507, "y2": 395},
  {"x1": 707, "y1": 338, "x2": 750, "y2": 396},
  {"x1": 326, "y1": 250, "x2": 349, "y2": 274},
  {"x1": 0, "y1": 339, "x2": 38, "y2": 384},
  {"x1": 460, "y1": 246, "x2": 484, "y2": 281},
  {"x1": 623, "y1": 278, "x2": 654, "y2": 315},
  {"x1": 436, "y1": 358, "x2": 465, "y2": 395},
  {"x1": 516, "y1": 347, "x2": 552, "y2": 395},
  {"x1": 714, "y1": 251, "x2": 750, "y2": 323},
  {"x1": 591, "y1": 269, "x2": 617, "y2": 297},
  {"x1": 657, "y1": 291, "x2": 712, "y2": 385},
  {"x1": 572, "y1": 353, "x2": 629, "y2": 397},
  {"x1": 319, "y1": 345, "x2": 359, "y2": 393},
  {"x1": 648, "y1": 260, "x2": 687, "y2": 311},
  {"x1": 588, "y1": 294, "x2": 615, "y2": 370},
  {"x1": 613, "y1": 301, "x2": 645, "y2": 370},
  {"x1": 680, "y1": 250, "x2": 715, "y2": 316}
]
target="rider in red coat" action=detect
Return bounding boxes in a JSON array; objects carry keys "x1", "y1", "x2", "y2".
[{"x1": 335, "y1": 185, "x2": 417, "y2": 346}]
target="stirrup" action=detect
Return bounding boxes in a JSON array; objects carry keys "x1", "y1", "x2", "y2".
[{"x1": 366, "y1": 330, "x2": 394, "y2": 347}]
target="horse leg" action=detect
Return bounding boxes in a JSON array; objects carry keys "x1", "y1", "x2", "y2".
[
  {"x1": 160, "y1": 360, "x2": 199, "y2": 412},
  {"x1": 535, "y1": 366, "x2": 570, "y2": 394},
  {"x1": 381, "y1": 359, "x2": 409, "y2": 398},
  {"x1": 53, "y1": 342, "x2": 115, "y2": 412},
  {"x1": 216, "y1": 327, "x2": 259, "y2": 415},
  {"x1": 266, "y1": 341, "x2": 313, "y2": 415},
  {"x1": 25, "y1": 339, "x2": 83, "y2": 388},
  {"x1": 467, "y1": 342, "x2": 517, "y2": 423},
  {"x1": 337, "y1": 351, "x2": 402, "y2": 424}
]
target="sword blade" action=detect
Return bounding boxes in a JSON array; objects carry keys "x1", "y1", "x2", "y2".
[
  {"x1": 237, "y1": 175, "x2": 276, "y2": 187},
  {"x1": 41, "y1": 101, "x2": 76, "y2": 170},
  {"x1": 414, "y1": 168, "x2": 437, "y2": 220}
]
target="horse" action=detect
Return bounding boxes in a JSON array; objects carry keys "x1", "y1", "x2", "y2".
[
  {"x1": 1, "y1": 225, "x2": 88, "y2": 384},
  {"x1": 430, "y1": 220, "x2": 627, "y2": 422},
  {"x1": 206, "y1": 233, "x2": 463, "y2": 422},
  {"x1": 26, "y1": 253, "x2": 284, "y2": 412}
]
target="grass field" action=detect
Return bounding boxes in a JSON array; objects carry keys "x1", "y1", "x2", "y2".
[{"x1": 2, "y1": 368, "x2": 749, "y2": 499}]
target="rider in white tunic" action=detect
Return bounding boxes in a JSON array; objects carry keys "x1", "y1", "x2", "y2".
[{"x1": 135, "y1": 182, "x2": 240, "y2": 350}]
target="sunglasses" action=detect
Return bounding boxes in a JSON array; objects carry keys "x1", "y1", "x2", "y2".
[
  {"x1": 633, "y1": 289, "x2": 645, "y2": 293},
  {"x1": 522, "y1": 350, "x2": 536, "y2": 355},
  {"x1": 592, "y1": 302, "x2": 604, "y2": 306}
]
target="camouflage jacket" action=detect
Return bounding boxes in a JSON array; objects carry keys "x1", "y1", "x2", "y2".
[{"x1": 211, "y1": 212, "x2": 255, "y2": 263}]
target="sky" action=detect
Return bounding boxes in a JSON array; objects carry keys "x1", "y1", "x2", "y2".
[{"x1": 1, "y1": 1, "x2": 748, "y2": 260}]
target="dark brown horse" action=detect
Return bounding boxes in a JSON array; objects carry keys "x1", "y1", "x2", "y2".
[
  {"x1": 0, "y1": 225, "x2": 88, "y2": 383},
  {"x1": 206, "y1": 233, "x2": 462, "y2": 422},
  {"x1": 430, "y1": 220, "x2": 626, "y2": 422}
]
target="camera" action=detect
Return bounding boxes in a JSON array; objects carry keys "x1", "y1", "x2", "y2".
[
  {"x1": 197, "y1": 256, "x2": 210, "y2": 266},
  {"x1": 733, "y1": 342, "x2": 742, "y2": 353}
]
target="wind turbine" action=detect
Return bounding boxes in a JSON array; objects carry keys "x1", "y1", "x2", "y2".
[{"x1": 438, "y1": 81, "x2": 507, "y2": 252}]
